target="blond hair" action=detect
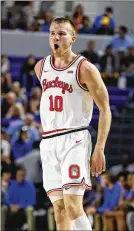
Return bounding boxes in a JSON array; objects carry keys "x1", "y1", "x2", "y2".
[{"x1": 51, "y1": 17, "x2": 76, "y2": 35}]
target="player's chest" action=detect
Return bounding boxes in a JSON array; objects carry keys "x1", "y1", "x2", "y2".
[{"x1": 40, "y1": 69, "x2": 77, "y2": 94}]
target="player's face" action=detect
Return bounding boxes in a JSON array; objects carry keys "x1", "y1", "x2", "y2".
[{"x1": 49, "y1": 22, "x2": 75, "y2": 54}]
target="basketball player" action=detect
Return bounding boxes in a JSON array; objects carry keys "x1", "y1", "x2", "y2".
[{"x1": 34, "y1": 18, "x2": 111, "y2": 230}]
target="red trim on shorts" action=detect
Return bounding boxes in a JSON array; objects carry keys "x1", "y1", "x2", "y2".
[
  {"x1": 62, "y1": 177, "x2": 92, "y2": 190},
  {"x1": 42, "y1": 128, "x2": 67, "y2": 135},
  {"x1": 62, "y1": 183, "x2": 92, "y2": 190},
  {"x1": 47, "y1": 179, "x2": 92, "y2": 196},
  {"x1": 47, "y1": 188, "x2": 63, "y2": 196}
]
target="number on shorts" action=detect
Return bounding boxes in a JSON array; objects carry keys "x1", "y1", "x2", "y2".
[{"x1": 49, "y1": 95, "x2": 63, "y2": 112}]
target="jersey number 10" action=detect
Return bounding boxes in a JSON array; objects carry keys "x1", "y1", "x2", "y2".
[{"x1": 49, "y1": 95, "x2": 63, "y2": 112}]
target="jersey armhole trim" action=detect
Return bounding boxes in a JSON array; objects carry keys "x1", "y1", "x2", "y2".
[
  {"x1": 39, "y1": 57, "x2": 46, "y2": 79},
  {"x1": 76, "y1": 58, "x2": 89, "y2": 91}
]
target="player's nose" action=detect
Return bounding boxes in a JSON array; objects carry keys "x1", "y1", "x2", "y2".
[{"x1": 54, "y1": 34, "x2": 60, "y2": 41}]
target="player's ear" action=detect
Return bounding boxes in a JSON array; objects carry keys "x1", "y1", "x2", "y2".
[{"x1": 72, "y1": 35, "x2": 76, "y2": 44}]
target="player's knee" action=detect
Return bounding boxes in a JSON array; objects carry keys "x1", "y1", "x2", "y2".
[
  {"x1": 65, "y1": 203, "x2": 79, "y2": 219},
  {"x1": 53, "y1": 200, "x2": 66, "y2": 223},
  {"x1": 64, "y1": 195, "x2": 83, "y2": 219}
]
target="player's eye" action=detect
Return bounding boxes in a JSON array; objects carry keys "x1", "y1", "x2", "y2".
[{"x1": 59, "y1": 32, "x2": 65, "y2": 36}]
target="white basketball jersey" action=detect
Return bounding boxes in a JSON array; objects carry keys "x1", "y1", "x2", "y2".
[{"x1": 39, "y1": 55, "x2": 93, "y2": 134}]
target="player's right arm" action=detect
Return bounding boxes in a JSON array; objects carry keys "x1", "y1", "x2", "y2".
[{"x1": 34, "y1": 59, "x2": 44, "y2": 80}]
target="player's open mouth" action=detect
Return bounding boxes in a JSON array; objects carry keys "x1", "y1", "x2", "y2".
[{"x1": 54, "y1": 44, "x2": 59, "y2": 50}]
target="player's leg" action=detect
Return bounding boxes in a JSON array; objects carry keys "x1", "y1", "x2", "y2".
[
  {"x1": 48, "y1": 192, "x2": 73, "y2": 230},
  {"x1": 40, "y1": 138, "x2": 73, "y2": 230},
  {"x1": 61, "y1": 130, "x2": 92, "y2": 230},
  {"x1": 63, "y1": 188, "x2": 92, "y2": 230}
]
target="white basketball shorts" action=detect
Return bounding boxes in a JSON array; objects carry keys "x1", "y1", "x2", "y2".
[{"x1": 40, "y1": 129, "x2": 92, "y2": 196}]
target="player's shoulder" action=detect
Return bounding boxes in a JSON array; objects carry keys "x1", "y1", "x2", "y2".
[
  {"x1": 34, "y1": 56, "x2": 48, "y2": 79},
  {"x1": 34, "y1": 56, "x2": 47, "y2": 69},
  {"x1": 34, "y1": 58, "x2": 43, "y2": 69},
  {"x1": 80, "y1": 58, "x2": 97, "y2": 73}
]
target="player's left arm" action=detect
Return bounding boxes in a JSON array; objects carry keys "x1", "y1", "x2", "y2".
[{"x1": 80, "y1": 60, "x2": 112, "y2": 176}]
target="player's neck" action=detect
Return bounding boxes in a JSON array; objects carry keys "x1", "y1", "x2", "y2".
[{"x1": 53, "y1": 50, "x2": 76, "y2": 68}]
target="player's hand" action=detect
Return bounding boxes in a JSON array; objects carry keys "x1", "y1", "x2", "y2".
[{"x1": 90, "y1": 145, "x2": 106, "y2": 177}]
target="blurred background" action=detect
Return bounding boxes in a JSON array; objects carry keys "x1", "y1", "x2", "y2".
[{"x1": 1, "y1": 1, "x2": 134, "y2": 231}]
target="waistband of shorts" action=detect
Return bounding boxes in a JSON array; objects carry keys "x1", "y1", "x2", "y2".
[{"x1": 42, "y1": 126, "x2": 88, "y2": 139}]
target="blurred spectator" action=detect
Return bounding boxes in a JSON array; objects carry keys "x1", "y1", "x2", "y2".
[
  {"x1": 29, "y1": 87, "x2": 41, "y2": 113},
  {"x1": 15, "y1": 10, "x2": 28, "y2": 31},
  {"x1": 125, "y1": 173, "x2": 134, "y2": 200},
  {"x1": 1, "y1": 92, "x2": 16, "y2": 118},
  {"x1": 15, "y1": 149, "x2": 42, "y2": 183},
  {"x1": 120, "y1": 46, "x2": 134, "y2": 72},
  {"x1": 126, "y1": 163, "x2": 134, "y2": 173},
  {"x1": 10, "y1": 5, "x2": 26, "y2": 30},
  {"x1": 12, "y1": 126, "x2": 33, "y2": 160},
  {"x1": 1, "y1": 171, "x2": 11, "y2": 204},
  {"x1": 1, "y1": 128, "x2": 16, "y2": 178},
  {"x1": 85, "y1": 172, "x2": 122, "y2": 230},
  {"x1": 1, "y1": 129, "x2": 11, "y2": 165},
  {"x1": 86, "y1": 172, "x2": 122, "y2": 214},
  {"x1": 10, "y1": 1, "x2": 34, "y2": 30},
  {"x1": 20, "y1": 55, "x2": 36, "y2": 76},
  {"x1": 40, "y1": 11, "x2": 53, "y2": 32},
  {"x1": 33, "y1": 110, "x2": 41, "y2": 125},
  {"x1": 118, "y1": 172, "x2": 127, "y2": 193},
  {"x1": 111, "y1": 173, "x2": 134, "y2": 231},
  {"x1": 1, "y1": 55, "x2": 10, "y2": 75},
  {"x1": 100, "y1": 45, "x2": 117, "y2": 76},
  {"x1": 98, "y1": 172, "x2": 122, "y2": 213},
  {"x1": 72, "y1": 4, "x2": 84, "y2": 33},
  {"x1": 5, "y1": 113, "x2": 40, "y2": 147},
  {"x1": 2, "y1": 102, "x2": 25, "y2": 146},
  {"x1": 1, "y1": 72, "x2": 12, "y2": 96},
  {"x1": 39, "y1": 1, "x2": 54, "y2": 16},
  {"x1": 20, "y1": 55, "x2": 36, "y2": 77},
  {"x1": 100, "y1": 45, "x2": 119, "y2": 86},
  {"x1": 24, "y1": 113, "x2": 40, "y2": 143},
  {"x1": 4, "y1": 167, "x2": 36, "y2": 231},
  {"x1": 84, "y1": 179, "x2": 102, "y2": 227},
  {"x1": 126, "y1": 173, "x2": 134, "y2": 231},
  {"x1": 11, "y1": 81, "x2": 28, "y2": 106},
  {"x1": 105, "y1": 25, "x2": 134, "y2": 53},
  {"x1": 84, "y1": 178, "x2": 102, "y2": 209},
  {"x1": 22, "y1": 2, "x2": 35, "y2": 30},
  {"x1": 81, "y1": 40, "x2": 99, "y2": 65},
  {"x1": 20, "y1": 55, "x2": 36, "y2": 92},
  {"x1": 93, "y1": 7, "x2": 116, "y2": 35},
  {"x1": 2, "y1": 103, "x2": 25, "y2": 128},
  {"x1": 79, "y1": 16, "x2": 95, "y2": 34},
  {"x1": 1, "y1": 1, "x2": 8, "y2": 29},
  {"x1": 29, "y1": 16, "x2": 42, "y2": 32}
]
